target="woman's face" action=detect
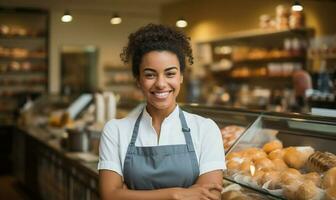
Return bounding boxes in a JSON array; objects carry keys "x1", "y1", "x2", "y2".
[{"x1": 138, "y1": 50, "x2": 183, "y2": 112}]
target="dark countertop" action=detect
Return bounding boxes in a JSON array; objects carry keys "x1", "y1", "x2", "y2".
[{"x1": 18, "y1": 124, "x2": 99, "y2": 179}]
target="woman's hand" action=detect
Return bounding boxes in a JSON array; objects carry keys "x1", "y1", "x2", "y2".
[{"x1": 173, "y1": 183, "x2": 222, "y2": 200}]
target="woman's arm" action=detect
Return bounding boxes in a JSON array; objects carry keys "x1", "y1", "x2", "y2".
[
  {"x1": 99, "y1": 170, "x2": 222, "y2": 200},
  {"x1": 194, "y1": 170, "x2": 223, "y2": 199}
]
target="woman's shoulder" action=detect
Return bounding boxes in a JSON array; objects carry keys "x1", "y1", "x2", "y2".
[{"x1": 182, "y1": 109, "x2": 218, "y2": 129}]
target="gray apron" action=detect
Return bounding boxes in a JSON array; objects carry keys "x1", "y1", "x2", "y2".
[{"x1": 123, "y1": 108, "x2": 200, "y2": 190}]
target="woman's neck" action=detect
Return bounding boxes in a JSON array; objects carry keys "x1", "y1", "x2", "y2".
[
  {"x1": 146, "y1": 104, "x2": 177, "y2": 136},
  {"x1": 146, "y1": 104, "x2": 177, "y2": 123}
]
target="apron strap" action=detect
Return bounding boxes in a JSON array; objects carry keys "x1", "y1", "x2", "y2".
[
  {"x1": 179, "y1": 108, "x2": 195, "y2": 152},
  {"x1": 129, "y1": 109, "x2": 144, "y2": 147}
]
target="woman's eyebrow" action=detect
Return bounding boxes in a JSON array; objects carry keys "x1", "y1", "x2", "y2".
[{"x1": 165, "y1": 66, "x2": 178, "y2": 71}]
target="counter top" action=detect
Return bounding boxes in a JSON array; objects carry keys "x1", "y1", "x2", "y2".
[{"x1": 18, "y1": 125, "x2": 100, "y2": 179}]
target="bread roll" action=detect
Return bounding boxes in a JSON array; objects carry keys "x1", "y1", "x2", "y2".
[
  {"x1": 240, "y1": 159, "x2": 253, "y2": 173},
  {"x1": 280, "y1": 168, "x2": 302, "y2": 186},
  {"x1": 226, "y1": 152, "x2": 243, "y2": 160},
  {"x1": 304, "y1": 172, "x2": 321, "y2": 187},
  {"x1": 262, "y1": 140, "x2": 283, "y2": 154},
  {"x1": 272, "y1": 158, "x2": 288, "y2": 171},
  {"x1": 294, "y1": 181, "x2": 318, "y2": 200},
  {"x1": 227, "y1": 160, "x2": 241, "y2": 171},
  {"x1": 283, "y1": 146, "x2": 314, "y2": 169},
  {"x1": 326, "y1": 185, "x2": 336, "y2": 200},
  {"x1": 268, "y1": 149, "x2": 285, "y2": 160},
  {"x1": 260, "y1": 170, "x2": 281, "y2": 189},
  {"x1": 221, "y1": 191, "x2": 250, "y2": 200},
  {"x1": 254, "y1": 157, "x2": 274, "y2": 171},
  {"x1": 243, "y1": 148, "x2": 267, "y2": 160},
  {"x1": 251, "y1": 169, "x2": 265, "y2": 185},
  {"x1": 323, "y1": 167, "x2": 336, "y2": 189}
]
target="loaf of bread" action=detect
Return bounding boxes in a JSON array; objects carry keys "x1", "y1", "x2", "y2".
[{"x1": 307, "y1": 151, "x2": 336, "y2": 173}]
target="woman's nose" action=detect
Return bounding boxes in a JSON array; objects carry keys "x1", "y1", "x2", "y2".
[{"x1": 155, "y1": 75, "x2": 167, "y2": 89}]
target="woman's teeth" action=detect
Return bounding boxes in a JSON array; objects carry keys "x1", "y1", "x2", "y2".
[{"x1": 153, "y1": 91, "x2": 169, "y2": 99}]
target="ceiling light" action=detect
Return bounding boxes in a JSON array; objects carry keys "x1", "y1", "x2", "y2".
[
  {"x1": 292, "y1": 1, "x2": 303, "y2": 12},
  {"x1": 61, "y1": 10, "x2": 73, "y2": 22},
  {"x1": 110, "y1": 14, "x2": 122, "y2": 25},
  {"x1": 176, "y1": 18, "x2": 188, "y2": 28}
]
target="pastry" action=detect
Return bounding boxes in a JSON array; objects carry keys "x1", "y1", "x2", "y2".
[
  {"x1": 254, "y1": 157, "x2": 274, "y2": 171},
  {"x1": 323, "y1": 167, "x2": 336, "y2": 189},
  {"x1": 307, "y1": 151, "x2": 336, "y2": 173},
  {"x1": 251, "y1": 169, "x2": 266, "y2": 185},
  {"x1": 294, "y1": 181, "x2": 319, "y2": 200},
  {"x1": 260, "y1": 170, "x2": 281, "y2": 189},
  {"x1": 227, "y1": 159, "x2": 242, "y2": 171},
  {"x1": 240, "y1": 159, "x2": 253, "y2": 173},
  {"x1": 221, "y1": 190, "x2": 250, "y2": 200},
  {"x1": 283, "y1": 146, "x2": 314, "y2": 169},
  {"x1": 262, "y1": 140, "x2": 283, "y2": 154},
  {"x1": 304, "y1": 172, "x2": 321, "y2": 187},
  {"x1": 243, "y1": 148, "x2": 267, "y2": 160},
  {"x1": 226, "y1": 152, "x2": 243, "y2": 160},
  {"x1": 268, "y1": 149, "x2": 285, "y2": 160},
  {"x1": 271, "y1": 158, "x2": 288, "y2": 171},
  {"x1": 280, "y1": 168, "x2": 302, "y2": 186},
  {"x1": 282, "y1": 181, "x2": 302, "y2": 200},
  {"x1": 326, "y1": 185, "x2": 336, "y2": 200}
]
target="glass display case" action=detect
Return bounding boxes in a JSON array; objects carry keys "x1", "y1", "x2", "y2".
[
  {"x1": 181, "y1": 104, "x2": 261, "y2": 151},
  {"x1": 225, "y1": 113, "x2": 336, "y2": 200}
]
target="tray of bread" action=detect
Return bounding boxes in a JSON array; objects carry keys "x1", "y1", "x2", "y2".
[{"x1": 224, "y1": 116, "x2": 336, "y2": 200}]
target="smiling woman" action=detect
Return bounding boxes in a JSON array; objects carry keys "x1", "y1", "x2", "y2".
[{"x1": 98, "y1": 24, "x2": 226, "y2": 200}]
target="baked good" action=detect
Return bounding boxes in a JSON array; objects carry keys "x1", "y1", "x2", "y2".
[
  {"x1": 323, "y1": 167, "x2": 336, "y2": 189},
  {"x1": 307, "y1": 151, "x2": 336, "y2": 173},
  {"x1": 283, "y1": 146, "x2": 314, "y2": 169},
  {"x1": 221, "y1": 190, "x2": 250, "y2": 200},
  {"x1": 294, "y1": 181, "x2": 319, "y2": 200},
  {"x1": 227, "y1": 159, "x2": 242, "y2": 171},
  {"x1": 304, "y1": 172, "x2": 321, "y2": 187},
  {"x1": 326, "y1": 185, "x2": 336, "y2": 200},
  {"x1": 268, "y1": 149, "x2": 285, "y2": 160},
  {"x1": 280, "y1": 168, "x2": 302, "y2": 186},
  {"x1": 226, "y1": 152, "x2": 243, "y2": 160},
  {"x1": 260, "y1": 170, "x2": 281, "y2": 189},
  {"x1": 237, "y1": 158, "x2": 251, "y2": 173},
  {"x1": 251, "y1": 169, "x2": 266, "y2": 185},
  {"x1": 243, "y1": 148, "x2": 267, "y2": 160},
  {"x1": 254, "y1": 157, "x2": 274, "y2": 171},
  {"x1": 282, "y1": 181, "x2": 302, "y2": 200},
  {"x1": 262, "y1": 140, "x2": 283, "y2": 154},
  {"x1": 271, "y1": 158, "x2": 288, "y2": 171}
]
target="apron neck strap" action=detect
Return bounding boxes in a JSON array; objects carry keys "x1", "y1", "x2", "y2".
[
  {"x1": 129, "y1": 109, "x2": 143, "y2": 146},
  {"x1": 179, "y1": 108, "x2": 195, "y2": 152},
  {"x1": 129, "y1": 106, "x2": 194, "y2": 152}
]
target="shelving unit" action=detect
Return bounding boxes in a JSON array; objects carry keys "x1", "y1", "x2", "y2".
[
  {"x1": 0, "y1": 8, "x2": 49, "y2": 125},
  {"x1": 194, "y1": 28, "x2": 315, "y2": 109},
  {"x1": 103, "y1": 65, "x2": 143, "y2": 101}
]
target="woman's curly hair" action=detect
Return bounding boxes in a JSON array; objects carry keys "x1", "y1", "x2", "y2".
[{"x1": 120, "y1": 23, "x2": 193, "y2": 78}]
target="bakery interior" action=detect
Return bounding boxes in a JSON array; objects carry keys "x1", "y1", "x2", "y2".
[{"x1": 0, "y1": 0, "x2": 336, "y2": 199}]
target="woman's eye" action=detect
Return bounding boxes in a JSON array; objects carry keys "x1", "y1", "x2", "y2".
[
  {"x1": 166, "y1": 72, "x2": 176, "y2": 77},
  {"x1": 145, "y1": 73, "x2": 155, "y2": 79}
]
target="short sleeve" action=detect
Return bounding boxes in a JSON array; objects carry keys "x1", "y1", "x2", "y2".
[
  {"x1": 97, "y1": 120, "x2": 123, "y2": 176},
  {"x1": 198, "y1": 118, "x2": 226, "y2": 175}
]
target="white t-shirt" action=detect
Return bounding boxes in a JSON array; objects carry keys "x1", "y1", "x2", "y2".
[{"x1": 98, "y1": 105, "x2": 226, "y2": 177}]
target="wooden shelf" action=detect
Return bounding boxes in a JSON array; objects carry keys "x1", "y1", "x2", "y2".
[
  {"x1": 198, "y1": 28, "x2": 315, "y2": 44},
  {"x1": 0, "y1": 56, "x2": 46, "y2": 61},
  {"x1": 0, "y1": 70, "x2": 46, "y2": 75},
  {"x1": 0, "y1": 35, "x2": 46, "y2": 40},
  {"x1": 232, "y1": 56, "x2": 305, "y2": 64}
]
